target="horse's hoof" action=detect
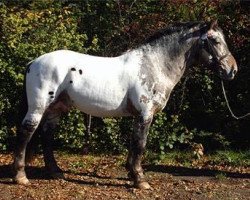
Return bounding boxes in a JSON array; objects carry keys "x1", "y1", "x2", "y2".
[
  {"x1": 15, "y1": 176, "x2": 30, "y2": 185},
  {"x1": 50, "y1": 172, "x2": 65, "y2": 179},
  {"x1": 134, "y1": 181, "x2": 151, "y2": 190}
]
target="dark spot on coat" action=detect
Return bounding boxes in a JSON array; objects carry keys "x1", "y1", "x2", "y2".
[
  {"x1": 49, "y1": 91, "x2": 54, "y2": 95},
  {"x1": 27, "y1": 68, "x2": 30, "y2": 73},
  {"x1": 70, "y1": 80, "x2": 73, "y2": 83},
  {"x1": 140, "y1": 95, "x2": 150, "y2": 104},
  {"x1": 79, "y1": 69, "x2": 82, "y2": 75},
  {"x1": 71, "y1": 68, "x2": 76, "y2": 71},
  {"x1": 50, "y1": 96, "x2": 54, "y2": 99}
]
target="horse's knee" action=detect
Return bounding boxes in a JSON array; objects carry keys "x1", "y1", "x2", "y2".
[
  {"x1": 22, "y1": 111, "x2": 43, "y2": 128},
  {"x1": 21, "y1": 119, "x2": 38, "y2": 133},
  {"x1": 131, "y1": 133, "x2": 147, "y2": 155},
  {"x1": 16, "y1": 120, "x2": 39, "y2": 145},
  {"x1": 15, "y1": 118, "x2": 40, "y2": 162}
]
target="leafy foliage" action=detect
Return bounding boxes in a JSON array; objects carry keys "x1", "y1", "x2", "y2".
[{"x1": 0, "y1": 0, "x2": 249, "y2": 153}]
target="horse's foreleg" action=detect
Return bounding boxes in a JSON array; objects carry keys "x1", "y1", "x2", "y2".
[
  {"x1": 127, "y1": 116, "x2": 152, "y2": 189},
  {"x1": 41, "y1": 115, "x2": 64, "y2": 179},
  {"x1": 14, "y1": 113, "x2": 42, "y2": 185}
]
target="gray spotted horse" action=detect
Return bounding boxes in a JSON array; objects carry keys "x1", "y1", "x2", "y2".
[{"x1": 14, "y1": 20, "x2": 237, "y2": 189}]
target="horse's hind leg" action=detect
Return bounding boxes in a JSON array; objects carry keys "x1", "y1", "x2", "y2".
[
  {"x1": 40, "y1": 112, "x2": 64, "y2": 179},
  {"x1": 40, "y1": 92, "x2": 72, "y2": 179},
  {"x1": 126, "y1": 115, "x2": 153, "y2": 189},
  {"x1": 14, "y1": 111, "x2": 44, "y2": 185}
]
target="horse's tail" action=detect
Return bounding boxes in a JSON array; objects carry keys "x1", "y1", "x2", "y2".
[
  {"x1": 17, "y1": 62, "x2": 30, "y2": 125},
  {"x1": 17, "y1": 61, "x2": 40, "y2": 163}
]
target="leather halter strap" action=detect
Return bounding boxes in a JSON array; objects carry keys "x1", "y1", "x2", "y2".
[{"x1": 200, "y1": 33, "x2": 230, "y2": 65}]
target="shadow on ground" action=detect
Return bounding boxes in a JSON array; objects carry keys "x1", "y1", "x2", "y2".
[
  {"x1": 0, "y1": 164, "x2": 130, "y2": 188},
  {"x1": 144, "y1": 164, "x2": 250, "y2": 179},
  {"x1": 0, "y1": 164, "x2": 50, "y2": 184},
  {"x1": 1, "y1": 163, "x2": 249, "y2": 185}
]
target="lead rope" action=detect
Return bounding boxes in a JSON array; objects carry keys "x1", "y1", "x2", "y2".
[{"x1": 221, "y1": 80, "x2": 250, "y2": 120}]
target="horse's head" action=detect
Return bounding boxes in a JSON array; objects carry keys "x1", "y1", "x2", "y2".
[{"x1": 199, "y1": 20, "x2": 238, "y2": 80}]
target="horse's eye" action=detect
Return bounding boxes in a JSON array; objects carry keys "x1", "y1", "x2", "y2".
[{"x1": 212, "y1": 38, "x2": 220, "y2": 44}]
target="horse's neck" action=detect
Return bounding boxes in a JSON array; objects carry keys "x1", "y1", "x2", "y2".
[{"x1": 138, "y1": 35, "x2": 199, "y2": 88}]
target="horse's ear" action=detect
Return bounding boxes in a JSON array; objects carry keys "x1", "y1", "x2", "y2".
[{"x1": 209, "y1": 19, "x2": 218, "y2": 30}]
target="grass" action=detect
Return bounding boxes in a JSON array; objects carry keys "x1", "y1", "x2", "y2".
[
  {"x1": 145, "y1": 149, "x2": 250, "y2": 168},
  {"x1": 53, "y1": 149, "x2": 249, "y2": 178},
  {"x1": 56, "y1": 148, "x2": 250, "y2": 164},
  {"x1": 145, "y1": 150, "x2": 194, "y2": 167},
  {"x1": 207, "y1": 150, "x2": 250, "y2": 167},
  {"x1": 56, "y1": 149, "x2": 250, "y2": 168}
]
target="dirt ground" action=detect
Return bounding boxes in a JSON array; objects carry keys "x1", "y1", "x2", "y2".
[{"x1": 0, "y1": 153, "x2": 249, "y2": 200}]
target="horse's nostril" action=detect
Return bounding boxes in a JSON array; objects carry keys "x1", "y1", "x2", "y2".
[{"x1": 232, "y1": 69, "x2": 237, "y2": 76}]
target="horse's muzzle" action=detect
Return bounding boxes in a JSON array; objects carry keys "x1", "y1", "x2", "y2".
[{"x1": 219, "y1": 54, "x2": 238, "y2": 80}]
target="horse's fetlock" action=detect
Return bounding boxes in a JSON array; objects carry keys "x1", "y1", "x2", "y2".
[
  {"x1": 133, "y1": 172, "x2": 146, "y2": 184},
  {"x1": 14, "y1": 161, "x2": 25, "y2": 171},
  {"x1": 129, "y1": 165, "x2": 144, "y2": 179}
]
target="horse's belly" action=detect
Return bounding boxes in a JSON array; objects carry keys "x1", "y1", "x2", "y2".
[{"x1": 67, "y1": 87, "x2": 130, "y2": 117}]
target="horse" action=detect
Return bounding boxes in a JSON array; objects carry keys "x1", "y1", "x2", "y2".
[{"x1": 14, "y1": 20, "x2": 237, "y2": 189}]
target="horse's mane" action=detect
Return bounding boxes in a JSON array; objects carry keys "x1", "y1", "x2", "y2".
[{"x1": 144, "y1": 21, "x2": 208, "y2": 44}]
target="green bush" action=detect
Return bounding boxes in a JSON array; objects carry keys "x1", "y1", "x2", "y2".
[
  {"x1": 0, "y1": 0, "x2": 249, "y2": 153},
  {"x1": 0, "y1": 1, "x2": 99, "y2": 151}
]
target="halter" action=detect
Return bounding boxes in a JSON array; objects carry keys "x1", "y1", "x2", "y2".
[
  {"x1": 199, "y1": 33, "x2": 250, "y2": 120},
  {"x1": 199, "y1": 33, "x2": 230, "y2": 68}
]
